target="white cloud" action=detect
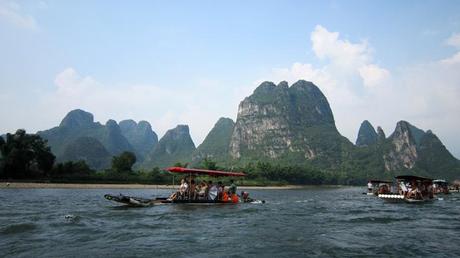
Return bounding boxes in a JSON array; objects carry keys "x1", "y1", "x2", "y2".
[
  {"x1": 54, "y1": 68, "x2": 100, "y2": 96},
  {"x1": 446, "y1": 33, "x2": 460, "y2": 48},
  {"x1": 440, "y1": 51, "x2": 460, "y2": 65},
  {"x1": 311, "y1": 25, "x2": 371, "y2": 69},
  {"x1": 358, "y1": 64, "x2": 390, "y2": 88},
  {"x1": 0, "y1": 0, "x2": 38, "y2": 30}
]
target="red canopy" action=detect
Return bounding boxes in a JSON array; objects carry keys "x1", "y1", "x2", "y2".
[{"x1": 165, "y1": 167, "x2": 246, "y2": 177}]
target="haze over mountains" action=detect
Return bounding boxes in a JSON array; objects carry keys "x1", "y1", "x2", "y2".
[{"x1": 18, "y1": 80, "x2": 458, "y2": 181}]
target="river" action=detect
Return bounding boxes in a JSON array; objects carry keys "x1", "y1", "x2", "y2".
[{"x1": 1, "y1": 187, "x2": 459, "y2": 257}]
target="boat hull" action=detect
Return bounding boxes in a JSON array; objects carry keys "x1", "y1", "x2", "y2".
[
  {"x1": 378, "y1": 194, "x2": 435, "y2": 203},
  {"x1": 104, "y1": 194, "x2": 264, "y2": 207}
]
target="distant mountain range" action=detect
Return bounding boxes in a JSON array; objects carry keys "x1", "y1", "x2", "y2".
[
  {"x1": 37, "y1": 109, "x2": 156, "y2": 169},
  {"x1": 12, "y1": 79, "x2": 458, "y2": 181}
]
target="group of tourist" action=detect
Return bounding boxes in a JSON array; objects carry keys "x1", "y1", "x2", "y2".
[
  {"x1": 399, "y1": 180, "x2": 434, "y2": 199},
  {"x1": 367, "y1": 180, "x2": 435, "y2": 199},
  {"x1": 168, "y1": 177, "x2": 240, "y2": 202}
]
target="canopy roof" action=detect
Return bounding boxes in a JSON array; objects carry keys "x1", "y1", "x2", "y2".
[
  {"x1": 165, "y1": 167, "x2": 246, "y2": 177},
  {"x1": 433, "y1": 179, "x2": 447, "y2": 184},
  {"x1": 369, "y1": 179, "x2": 392, "y2": 184},
  {"x1": 395, "y1": 175, "x2": 433, "y2": 182}
]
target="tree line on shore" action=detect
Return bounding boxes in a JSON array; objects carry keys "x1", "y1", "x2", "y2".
[{"x1": 1, "y1": 129, "x2": 373, "y2": 185}]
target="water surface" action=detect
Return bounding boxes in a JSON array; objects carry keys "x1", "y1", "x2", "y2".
[{"x1": 1, "y1": 187, "x2": 459, "y2": 257}]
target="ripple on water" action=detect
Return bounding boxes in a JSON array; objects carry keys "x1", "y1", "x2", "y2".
[
  {"x1": 345, "y1": 215, "x2": 415, "y2": 224},
  {"x1": 1, "y1": 187, "x2": 460, "y2": 257},
  {"x1": 1, "y1": 223, "x2": 38, "y2": 235}
]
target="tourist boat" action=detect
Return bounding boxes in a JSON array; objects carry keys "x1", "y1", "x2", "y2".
[
  {"x1": 448, "y1": 180, "x2": 460, "y2": 193},
  {"x1": 449, "y1": 186, "x2": 460, "y2": 193},
  {"x1": 104, "y1": 167, "x2": 264, "y2": 207},
  {"x1": 433, "y1": 179, "x2": 450, "y2": 195},
  {"x1": 366, "y1": 180, "x2": 392, "y2": 196},
  {"x1": 378, "y1": 175, "x2": 435, "y2": 203}
]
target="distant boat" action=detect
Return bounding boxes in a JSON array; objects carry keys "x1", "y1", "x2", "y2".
[
  {"x1": 366, "y1": 179, "x2": 392, "y2": 196},
  {"x1": 448, "y1": 180, "x2": 460, "y2": 193},
  {"x1": 378, "y1": 175, "x2": 435, "y2": 203},
  {"x1": 433, "y1": 179, "x2": 450, "y2": 195}
]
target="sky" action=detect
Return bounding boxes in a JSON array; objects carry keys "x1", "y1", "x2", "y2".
[{"x1": 1, "y1": 0, "x2": 460, "y2": 158}]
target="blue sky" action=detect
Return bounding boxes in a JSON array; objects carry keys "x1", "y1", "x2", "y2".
[{"x1": 1, "y1": 0, "x2": 460, "y2": 157}]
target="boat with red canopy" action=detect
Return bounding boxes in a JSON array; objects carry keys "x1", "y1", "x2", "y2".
[{"x1": 104, "y1": 167, "x2": 263, "y2": 207}]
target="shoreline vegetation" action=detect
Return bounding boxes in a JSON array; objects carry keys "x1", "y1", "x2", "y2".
[
  {"x1": 1, "y1": 129, "x2": 366, "y2": 186},
  {"x1": 0, "y1": 182, "x2": 328, "y2": 190},
  {"x1": 2, "y1": 129, "x2": 419, "y2": 188}
]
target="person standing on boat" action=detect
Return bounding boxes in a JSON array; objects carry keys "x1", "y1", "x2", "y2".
[
  {"x1": 367, "y1": 181, "x2": 373, "y2": 193},
  {"x1": 229, "y1": 179, "x2": 237, "y2": 195},
  {"x1": 228, "y1": 179, "x2": 239, "y2": 203},
  {"x1": 217, "y1": 181, "x2": 224, "y2": 200}
]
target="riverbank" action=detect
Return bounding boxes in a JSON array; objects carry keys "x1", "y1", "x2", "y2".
[{"x1": 0, "y1": 182, "x2": 308, "y2": 190}]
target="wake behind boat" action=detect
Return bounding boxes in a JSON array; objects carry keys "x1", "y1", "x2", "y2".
[{"x1": 105, "y1": 167, "x2": 265, "y2": 207}]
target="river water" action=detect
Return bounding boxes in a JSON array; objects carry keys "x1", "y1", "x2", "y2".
[{"x1": 1, "y1": 186, "x2": 459, "y2": 257}]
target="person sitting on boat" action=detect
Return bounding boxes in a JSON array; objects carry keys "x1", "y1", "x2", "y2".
[
  {"x1": 407, "y1": 182, "x2": 423, "y2": 200},
  {"x1": 399, "y1": 181, "x2": 408, "y2": 196},
  {"x1": 378, "y1": 184, "x2": 389, "y2": 194},
  {"x1": 217, "y1": 181, "x2": 224, "y2": 200},
  {"x1": 179, "y1": 178, "x2": 189, "y2": 200},
  {"x1": 195, "y1": 181, "x2": 202, "y2": 198},
  {"x1": 426, "y1": 182, "x2": 434, "y2": 198},
  {"x1": 168, "y1": 178, "x2": 188, "y2": 200},
  {"x1": 197, "y1": 181, "x2": 208, "y2": 200},
  {"x1": 222, "y1": 188, "x2": 230, "y2": 202},
  {"x1": 208, "y1": 181, "x2": 218, "y2": 201},
  {"x1": 189, "y1": 179, "x2": 197, "y2": 200}
]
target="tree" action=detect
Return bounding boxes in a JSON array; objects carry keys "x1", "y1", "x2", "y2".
[
  {"x1": 173, "y1": 162, "x2": 188, "y2": 168},
  {"x1": 0, "y1": 129, "x2": 55, "y2": 179},
  {"x1": 111, "y1": 151, "x2": 136, "y2": 173},
  {"x1": 201, "y1": 157, "x2": 217, "y2": 170},
  {"x1": 52, "y1": 160, "x2": 94, "y2": 178}
]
